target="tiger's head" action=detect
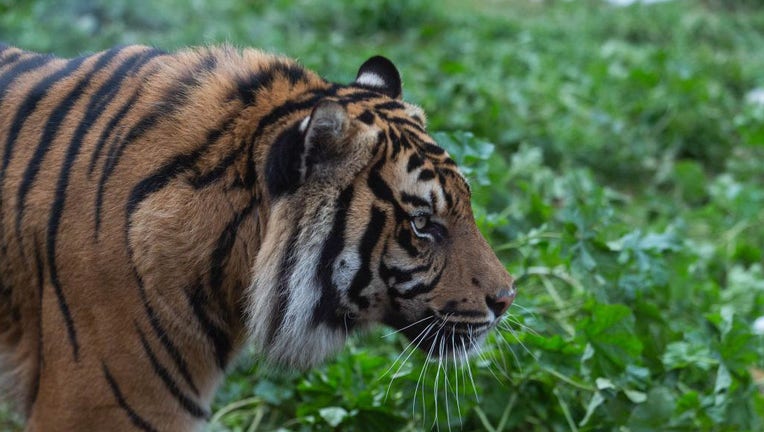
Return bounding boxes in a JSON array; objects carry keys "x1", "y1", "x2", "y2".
[{"x1": 248, "y1": 56, "x2": 515, "y2": 368}]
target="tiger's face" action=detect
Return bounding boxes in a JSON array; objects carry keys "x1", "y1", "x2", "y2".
[
  {"x1": 336, "y1": 104, "x2": 516, "y2": 360},
  {"x1": 250, "y1": 56, "x2": 515, "y2": 367}
]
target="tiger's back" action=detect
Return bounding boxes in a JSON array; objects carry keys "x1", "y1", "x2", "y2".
[{"x1": 0, "y1": 43, "x2": 516, "y2": 431}]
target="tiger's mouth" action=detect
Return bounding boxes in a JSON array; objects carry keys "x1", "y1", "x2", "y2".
[{"x1": 383, "y1": 310, "x2": 496, "y2": 359}]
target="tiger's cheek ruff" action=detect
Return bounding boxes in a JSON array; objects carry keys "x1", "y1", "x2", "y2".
[
  {"x1": 246, "y1": 199, "x2": 347, "y2": 368},
  {"x1": 246, "y1": 102, "x2": 384, "y2": 368}
]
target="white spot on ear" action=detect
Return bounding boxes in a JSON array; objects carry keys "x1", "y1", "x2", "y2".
[
  {"x1": 299, "y1": 116, "x2": 311, "y2": 133},
  {"x1": 356, "y1": 72, "x2": 386, "y2": 88}
]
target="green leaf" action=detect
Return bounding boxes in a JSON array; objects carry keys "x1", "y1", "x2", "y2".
[
  {"x1": 627, "y1": 387, "x2": 676, "y2": 431},
  {"x1": 624, "y1": 389, "x2": 648, "y2": 404},
  {"x1": 318, "y1": 407, "x2": 349, "y2": 427},
  {"x1": 662, "y1": 339, "x2": 717, "y2": 371},
  {"x1": 580, "y1": 303, "x2": 643, "y2": 374},
  {"x1": 579, "y1": 391, "x2": 605, "y2": 427}
]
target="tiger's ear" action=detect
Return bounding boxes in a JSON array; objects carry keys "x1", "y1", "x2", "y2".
[
  {"x1": 354, "y1": 56, "x2": 402, "y2": 99},
  {"x1": 266, "y1": 100, "x2": 358, "y2": 198},
  {"x1": 300, "y1": 100, "x2": 351, "y2": 181}
]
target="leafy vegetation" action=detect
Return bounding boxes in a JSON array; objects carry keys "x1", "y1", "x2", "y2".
[{"x1": 2, "y1": 0, "x2": 764, "y2": 430}]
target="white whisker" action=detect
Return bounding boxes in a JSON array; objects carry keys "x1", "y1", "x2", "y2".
[
  {"x1": 380, "y1": 321, "x2": 433, "y2": 382},
  {"x1": 461, "y1": 336, "x2": 479, "y2": 402},
  {"x1": 509, "y1": 301, "x2": 536, "y2": 318},
  {"x1": 443, "y1": 335, "x2": 451, "y2": 432},
  {"x1": 430, "y1": 317, "x2": 450, "y2": 431},
  {"x1": 415, "y1": 329, "x2": 439, "y2": 426},
  {"x1": 503, "y1": 324, "x2": 538, "y2": 362},
  {"x1": 501, "y1": 314, "x2": 539, "y2": 337},
  {"x1": 451, "y1": 329, "x2": 462, "y2": 426},
  {"x1": 380, "y1": 315, "x2": 434, "y2": 338},
  {"x1": 384, "y1": 321, "x2": 435, "y2": 400}
]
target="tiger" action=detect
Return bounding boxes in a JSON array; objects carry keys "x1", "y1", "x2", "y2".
[{"x1": 0, "y1": 43, "x2": 516, "y2": 431}]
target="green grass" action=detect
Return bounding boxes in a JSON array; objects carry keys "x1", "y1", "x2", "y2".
[{"x1": 2, "y1": 0, "x2": 764, "y2": 430}]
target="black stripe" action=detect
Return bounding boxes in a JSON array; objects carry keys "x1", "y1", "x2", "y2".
[
  {"x1": 0, "y1": 55, "x2": 58, "y2": 224},
  {"x1": 396, "y1": 224, "x2": 420, "y2": 257},
  {"x1": 188, "y1": 115, "x2": 250, "y2": 190},
  {"x1": 86, "y1": 49, "x2": 166, "y2": 178},
  {"x1": 439, "y1": 166, "x2": 471, "y2": 195},
  {"x1": 125, "y1": 116, "x2": 234, "y2": 225},
  {"x1": 3, "y1": 56, "x2": 86, "y2": 180},
  {"x1": 126, "y1": 144, "x2": 204, "y2": 219},
  {"x1": 443, "y1": 190, "x2": 454, "y2": 209},
  {"x1": 96, "y1": 54, "x2": 217, "y2": 235},
  {"x1": 29, "y1": 239, "x2": 45, "y2": 411},
  {"x1": 16, "y1": 50, "x2": 114, "y2": 243},
  {"x1": 266, "y1": 227, "x2": 301, "y2": 347},
  {"x1": 367, "y1": 166, "x2": 395, "y2": 203},
  {"x1": 398, "y1": 133, "x2": 414, "y2": 150},
  {"x1": 373, "y1": 108, "x2": 426, "y2": 133},
  {"x1": 438, "y1": 300, "x2": 484, "y2": 317},
  {"x1": 389, "y1": 129, "x2": 401, "y2": 158},
  {"x1": 132, "y1": 268, "x2": 200, "y2": 395},
  {"x1": 189, "y1": 153, "x2": 236, "y2": 189},
  {"x1": 251, "y1": 85, "x2": 343, "y2": 144},
  {"x1": 393, "y1": 264, "x2": 444, "y2": 299},
  {"x1": 400, "y1": 192, "x2": 429, "y2": 208},
  {"x1": 234, "y1": 61, "x2": 307, "y2": 106},
  {"x1": 367, "y1": 159, "x2": 409, "y2": 224},
  {"x1": 265, "y1": 122, "x2": 304, "y2": 198},
  {"x1": 429, "y1": 190, "x2": 439, "y2": 210},
  {"x1": 418, "y1": 169, "x2": 435, "y2": 181},
  {"x1": 4, "y1": 56, "x2": 90, "y2": 358},
  {"x1": 160, "y1": 53, "x2": 217, "y2": 110},
  {"x1": 199, "y1": 85, "x2": 339, "y2": 191},
  {"x1": 347, "y1": 206, "x2": 386, "y2": 308},
  {"x1": 406, "y1": 152, "x2": 424, "y2": 172},
  {"x1": 185, "y1": 282, "x2": 232, "y2": 370},
  {"x1": 88, "y1": 89, "x2": 138, "y2": 179},
  {"x1": 196, "y1": 195, "x2": 258, "y2": 368},
  {"x1": 374, "y1": 101, "x2": 405, "y2": 111},
  {"x1": 0, "y1": 54, "x2": 55, "y2": 105},
  {"x1": 379, "y1": 261, "x2": 432, "y2": 286},
  {"x1": 136, "y1": 326, "x2": 210, "y2": 419},
  {"x1": 102, "y1": 363, "x2": 160, "y2": 432},
  {"x1": 391, "y1": 114, "x2": 427, "y2": 133},
  {"x1": 312, "y1": 186, "x2": 355, "y2": 328},
  {"x1": 40, "y1": 48, "x2": 131, "y2": 363},
  {"x1": 208, "y1": 196, "x2": 257, "y2": 309},
  {"x1": 357, "y1": 110, "x2": 375, "y2": 125},
  {"x1": 422, "y1": 142, "x2": 445, "y2": 155},
  {"x1": 0, "y1": 52, "x2": 21, "y2": 68},
  {"x1": 380, "y1": 261, "x2": 412, "y2": 285}
]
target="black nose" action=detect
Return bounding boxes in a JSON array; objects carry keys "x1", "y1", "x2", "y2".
[{"x1": 485, "y1": 287, "x2": 515, "y2": 317}]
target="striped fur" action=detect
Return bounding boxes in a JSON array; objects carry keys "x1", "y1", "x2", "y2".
[{"x1": 0, "y1": 44, "x2": 515, "y2": 431}]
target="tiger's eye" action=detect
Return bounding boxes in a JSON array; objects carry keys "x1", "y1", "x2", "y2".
[{"x1": 413, "y1": 215, "x2": 428, "y2": 231}]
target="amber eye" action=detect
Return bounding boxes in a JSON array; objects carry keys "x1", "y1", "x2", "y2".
[
  {"x1": 412, "y1": 215, "x2": 429, "y2": 232},
  {"x1": 410, "y1": 214, "x2": 446, "y2": 242}
]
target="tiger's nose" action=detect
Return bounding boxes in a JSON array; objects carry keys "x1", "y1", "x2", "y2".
[{"x1": 485, "y1": 285, "x2": 516, "y2": 317}]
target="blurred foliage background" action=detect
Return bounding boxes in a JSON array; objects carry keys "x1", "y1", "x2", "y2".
[{"x1": 2, "y1": 0, "x2": 764, "y2": 430}]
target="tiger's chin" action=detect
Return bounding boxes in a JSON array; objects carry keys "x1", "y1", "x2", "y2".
[{"x1": 383, "y1": 311, "x2": 494, "y2": 362}]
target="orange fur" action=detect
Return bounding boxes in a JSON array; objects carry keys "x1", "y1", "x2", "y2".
[{"x1": 0, "y1": 44, "x2": 514, "y2": 431}]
